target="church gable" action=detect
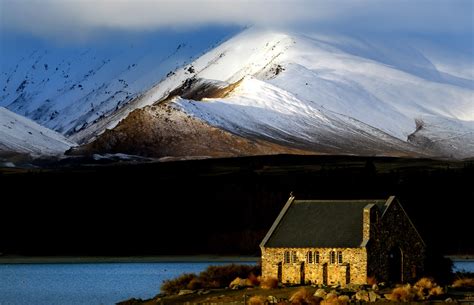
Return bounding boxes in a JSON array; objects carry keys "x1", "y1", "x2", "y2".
[{"x1": 260, "y1": 196, "x2": 425, "y2": 285}]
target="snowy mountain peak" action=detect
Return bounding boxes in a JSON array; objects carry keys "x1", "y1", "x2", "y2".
[
  {"x1": 0, "y1": 107, "x2": 75, "y2": 157},
  {"x1": 84, "y1": 28, "x2": 473, "y2": 158},
  {"x1": 0, "y1": 28, "x2": 239, "y2": 136},
  {"x1": 2, "y1": 27, "x2": 473, "y2": 159}
]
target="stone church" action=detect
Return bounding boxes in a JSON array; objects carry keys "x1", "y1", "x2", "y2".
[{"x1": 260, "y1": 196, "x2": 425, "y2": 285}]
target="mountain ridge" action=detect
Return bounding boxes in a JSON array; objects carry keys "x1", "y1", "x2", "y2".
[
  {"x1": 0, "y1": 106, "x2": 74, "y2": 158},
  {"x1": 73, "y1": 28, "x2": 474, "y2": 159},
  {"x1": 2, "y1": 27, "x2": 473, "y2": 159}
]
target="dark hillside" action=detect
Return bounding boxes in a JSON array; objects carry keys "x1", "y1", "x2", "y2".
[{"x1": 0, "y1": 155, "x2": 472, "y2": 256}]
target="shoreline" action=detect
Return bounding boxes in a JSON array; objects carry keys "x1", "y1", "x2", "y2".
[
  {"x1": 0, "y1": 255, "x2": 260, "y2": 264},
  {"x1": 1, "y1": 254, "x2": 471, "y2": 264},
  {"x1": 445, "y1": 255, "x2": 474, "y2": 262}
]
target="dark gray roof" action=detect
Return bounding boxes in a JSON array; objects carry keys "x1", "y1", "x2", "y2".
[{"x1": 264, "y1": 199, "x2": 388, "y2": 248}]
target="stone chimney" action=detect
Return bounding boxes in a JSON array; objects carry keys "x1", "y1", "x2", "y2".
[{"x1": 363, "y1": 204, "x2": 377, "y2": 242}]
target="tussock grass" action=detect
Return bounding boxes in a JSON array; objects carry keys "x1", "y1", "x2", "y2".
[
  {"x1": 248, "y1": 273, "x2": 260, "y2": 286},
  {"x1": 161, "y1": 273, "x2": 197, "y2": 294},
  {"x1": 248, "y1": 295, "x2": 267, "y2": 305},
  {"x1": 384, "y1": 285, "x2": 417, "y2": 302},
  {"x1": 321, "y1": 294, "x2": 349, "y2": 305},
  {"x1": 187, "y1": 277, "x2": 203, "y2": 290},
  {"x1": 452, "y1": 277, "x2": 474, "y2": 288},
  {"x1": 366, "y1": 276, "x2": 377, "y2": 286},
  {"x1": 429, "y1": 286, "x2": 444, "y2": 296},
  {"x1": 385, "y1": 278, "x2": 445, "y2": 302},
  {"x1": 199, "y1": 264, "x2": 260, "y2": 288},
  {"x1": 414, "y1": 277, "x2": 435, "y2": 290},
  {"x1": 161, "y1": 263, "x2": 261, "y2": 294},
  {"x1": 229, "y1": 277, "x2": 252, "y2": 289},
  {"x1": 289, "y1": 288, "x2": 320, "y2": 305},
  {"x1": 260, "y1": 276, "x2": 279, "y2": 289}
]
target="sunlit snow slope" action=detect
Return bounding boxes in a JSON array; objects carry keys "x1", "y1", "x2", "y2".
[
  {"x1": 4, "y1": 27, "x2": 473, "y2": 159},
  {"x1": 0, "y1": 107, "x2": 74, "y2": 156},
  {"x1": 0, "y1": 28, "x2": 238, "y2": 136},
  {"x1": 80, "y1": 28, "x2": 473, "y2": 158}
]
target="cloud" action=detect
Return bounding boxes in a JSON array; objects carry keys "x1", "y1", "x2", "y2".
[{"x1": 1, "y1": 0, "x2": 472, "y2": 41}]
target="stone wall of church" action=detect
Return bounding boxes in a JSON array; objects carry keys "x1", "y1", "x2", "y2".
[
  {"x1": 366, "y1": 199, "x2": 425, "y2": 283},
  {"x1": 261, "y1": 247, "x2": 367, "y2": 285}
]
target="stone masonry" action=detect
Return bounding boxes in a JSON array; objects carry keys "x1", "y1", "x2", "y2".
[
  {"x1": 261, "y1": 247, "x2": 367, "y2": 285},
  {"x1": 260, "y1": 196, "x2": 425, "y2": 285}
]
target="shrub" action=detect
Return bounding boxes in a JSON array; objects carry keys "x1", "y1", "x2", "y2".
[
  {"x1": 367, "y1": 276, "x2": 377, "y2": 286},
  {"x1": 452, "y1": 277, "x2": 474, "y2": 288},
  {"x1": 260, "y1": 276, "x2": 279, "y2": 289},
  {"x1": 161, "y1": 263, "x2": 261, "y2": 294},
  {"x1": 384, "y1": 285, "x2": 417, "y2": 302},
  {"x1": 161, "y1": 273, "x2": 197, "y2": 294},
  {"x1": 414, "y1": 277, "x2": 435, "y2": 290},
  {"x1": 229, "y1": 277, "x2": 252, "y2": 289},
  {"x1": 313, "y1": 289, "x2": 326, "y2": 299},
  {"x1": 337, "y1": 295, "x2": 350, "y2": 304},
  {"x1": 429, "y1": 286, "x2": 444, "y2": 296},
  {"x1": 187, "y1": 277, "x2": 203, "y2": 290},
  {"x1": 412, "y1": 277, "x2": 444, "y2": 298},
  {"x1": 249, "y1": 273, "x2": 261, "y2": 286},
  {"x1": 290, "y1": 288, "x2": 320, "y2": 305},
  {"x1": 199, "y1": 264, "x2": 260, "y2": 288},
  {"x1": 248, "y1": 295, "x2": 267, "y2": 305},
  {"x1": 321, "y1": 294, "x2": 349, "y2": 305}
]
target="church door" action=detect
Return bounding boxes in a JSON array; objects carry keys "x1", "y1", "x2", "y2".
[
  {"x1": 277, "y1": 262, "x2": 282, "y2": 283},
  {"x1": 388, "y1": 247, "x2": 403, "y2": 283},
  {"x1": 345, "y1": 264, "x2": 350, "y2": 284},
  {"x1": 322, "y1": 263, "x2": 328, "y2": 285},
  {"x1": 300, "y1": 262, "x2": 305, "y2": 284}
]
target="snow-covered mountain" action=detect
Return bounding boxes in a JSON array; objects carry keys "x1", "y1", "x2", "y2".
[
  {"x1": 0, "y1": 28, "x2": 239, "y2": 136},
  {"x1": 72, "y1": 28, "x2": 473, "y2": 159},
  {"x1": 0, "y1": 107, "x2": 74, "y2": 157},
  {"x1": 2, "y1": 28, "x2": 473, "y2": 159}
]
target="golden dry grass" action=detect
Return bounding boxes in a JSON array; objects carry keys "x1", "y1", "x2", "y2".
[
  {"x1": 248, "y1": 295, "x2": 267, "y2": 305},
  {"x1": 366, "y1": 276, "x2": 377, "y2": 286},
  {"x1": 260, "y1": 277, "x2": 279, "y2": 289},
  {"x1": 429, "y1": 286, "x2": 444, "y2": 296},
  {"x1": 289, "y1": 288, "x2": 321, "y2": 305},
  {"x1": 248, "y1": 273, "x2": 261, "y2": 286},
  {"x1": 320, "y1": 294, "x2": 349, "y2": 305},
  {"x1": 453, "y1": 278, "x2": 474, "y2": 288},
  {"x1": 414, "y1": 277, "x2": 435, "y2": 290},
  {"x1": 229, "y1": 277, "x2": 252, "y2": 289},
  {"x1": 384, "y1": 285, "x2": 417, "y2": 302}
]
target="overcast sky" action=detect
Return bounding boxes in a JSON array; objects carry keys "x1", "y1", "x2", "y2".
[{"x1": 0, "y1": 0, "x2": 473, "y2": 42}]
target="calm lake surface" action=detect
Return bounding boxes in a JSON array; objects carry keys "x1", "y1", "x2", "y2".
[
  {"x1": 0, "y1": 262, "x2": 252, "y2": 305},
  {"x1": 0, "y1": 261, "x2": 472, "y2": 305},
  {"x1": 452, "y1": 260, "x2": 474, "y2": 273}
]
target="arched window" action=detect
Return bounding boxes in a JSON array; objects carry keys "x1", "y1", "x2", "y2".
[
  {"x1": 330, "y1": 251, "x2": 336, "y2": 264},
  {"x1": 338, "y1": 251, "x2": 343, "y2": 264},
  {"x1": 291, "y1": 251, "x2": 297, "y2": 263},
  {"x1": 284, "y1": 251, "x2": 290, "y2": 264},
  {"x1": 307, "y1": 251, "x2": 313, "y2": 263},
  {"x1": 315, "y1": 251, "x2": 320, "y2": 264}
]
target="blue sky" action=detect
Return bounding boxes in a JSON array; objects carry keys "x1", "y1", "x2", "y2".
[{"x1": 0, "y1": 0, "x2": 472, "y2": 43}]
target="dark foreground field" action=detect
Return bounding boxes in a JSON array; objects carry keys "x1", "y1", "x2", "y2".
[{"x1": 0, "y1": 155, "x2": 473, "y2": 256}]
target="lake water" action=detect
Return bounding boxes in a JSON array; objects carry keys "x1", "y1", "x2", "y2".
[
  {"x1": 0, "y1": 261, "x2": 472, "y2": 305},
  {"x1": 0, "y1": 262, "x2": 249, "y2": 305},
  {"x1": 452, "y1": 260, "x2": 474, "y2": 273}
]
